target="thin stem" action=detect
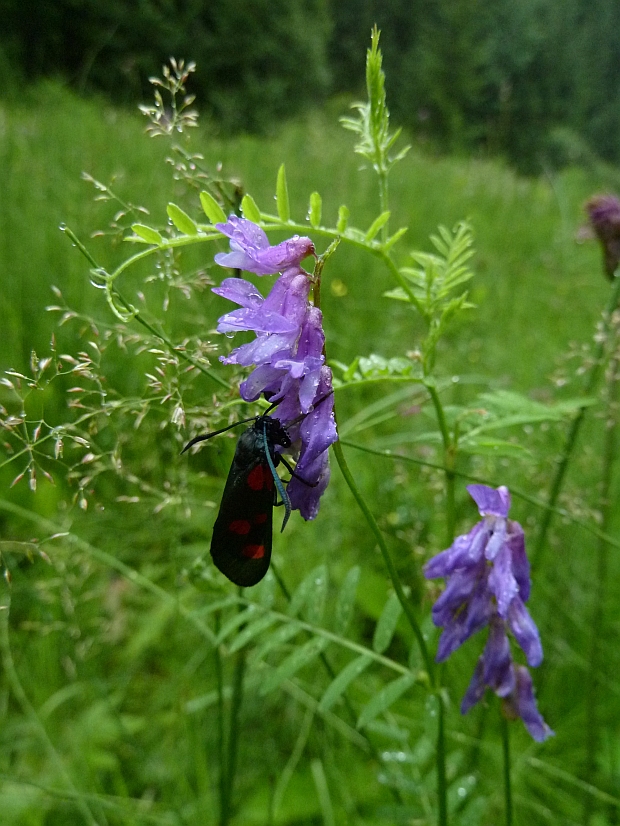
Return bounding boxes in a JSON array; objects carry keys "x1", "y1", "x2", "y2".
[
  {"x1": 214, "y1": 613, "x2": 228, "y2": 826},
  {"x1": 426, "y1": 382, "x2": 456, "y2": 545},
  {"x1": 332, "y1": 440, "x2": 433, "y2": 679},
  {"x1": 533, "y1": 273, "x2": 620, "y2": 567},
  {"x1": 378, "y1": 171, "x2": 389, "y2": 245},
  {"x1": 436, "y1": 694, "x2": 448, "y2": 826},
  {"x1": 225, "y1": 648, "x2": 246, "y2": 821},
  {"x1": 0, "y1": 597, "x2": 99, "y2": 826},
  {"x1": 501, "y1": 715, "x2": 513, "y2": 826},
  {"x1": 583, "y1": 351, "x2": 619, "y2": 823}
]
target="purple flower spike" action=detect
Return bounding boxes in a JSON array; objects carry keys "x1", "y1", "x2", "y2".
[
  {"x1": 425, "y1": 484, "x2": 553, "y2": 742},
  {"x1": 214, "y1": 216, "x2": 315, "y2": 276},
  {"x1": 213, "y1": 218, "x2": 338, "y2": 522}
]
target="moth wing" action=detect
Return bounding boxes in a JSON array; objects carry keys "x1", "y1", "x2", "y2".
[{"x1": 210, "y1": 458, "x2": 275, "y2": 587}]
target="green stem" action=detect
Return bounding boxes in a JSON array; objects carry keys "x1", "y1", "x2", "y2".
[
  {"x1": 0, "y1": 597, "x2": 99, "y2": 826},
  {"x1": 436, "y1": 694, "x2": 448, "y2": 826},
  {"x1": 533, "y1": 272, "x2": 620, "y2": 567},
  {"x1": 378, "y1": 171, "x2": 389, "y2": 245},
  {"x1": 426, "y1": 382, "x2": 456, "y2": 545},
  {"x1": 225, "y1": 648, "x2": 246, "y2": 821},
  {"x1": 501, "y1": 715, "x2": 513, "y2": 826},
  {"x1": 332, "y1": 440, "x2": 433, "y2": 679},
  {"x1": 583, "y1": 352, "x2": 618, "y2": 823},
  {"x1": 214, "y1": 613, "x2": 228, "y2": 826}
]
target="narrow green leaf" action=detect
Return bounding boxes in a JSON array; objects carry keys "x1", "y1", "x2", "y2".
[
  {"x1": 215, "y1": 606, "x2": 257, "y2": 645},
  {"x1": 228, "y1": 614, "x2": 279, "y2": 653},
  {"x1": 167, "y1": 202, "x2": 198, "y2": 235},
  {"x1": 288, "y1": 564, "x2": 328, "y2": 618},
  {"x1": 383, "y1": 227, "x2": 408, "y2": 252},
  {"x1": 373, "y1": 592, "x2": 402, "y2": 653},
  {"x1": 318, "y1": 654, "x2": 373, "y2": 712},
  {"x1": 257, "y1": 569, "x2": 276, "y2": 609},
  {"x1": 260, "y1": 636, "x2": 328, "y2": 695},
  {"x1": 334, "y1": 566, "x2": 360, "y2": 635},
  {"x1": 305, "y1": 565, "x2": 329, "y2": 625},
  {"x1": 241, "y1": 194, "x2": 262, "y2": 223},
  {"x1": 357, "y1": 672, "x2": 416, "y2": 729},
  {"x1": 311, "y1": 759, "x2": 335, "y2": 826},
  {"x1": 249, "y1": 622, "x2": 302, "y2": 664},
  {"x1": 337, "y1": 205, "x2": 350, "y2": 233},
  {"x1": 308, "y1": 191, "x2": 322, "y2": 228},
  {"x1": 199, "y1": 191, "x2": 226, "y2": 224},
  {"x1": 365, "y1": 211, "x2": 391, "y2": 241},
  {"x1": 131, "y1": 224, "x2": 163, "y2": 244},
  {"x1": 276, "y1": 164, "x2": 290, "y2": 222}
]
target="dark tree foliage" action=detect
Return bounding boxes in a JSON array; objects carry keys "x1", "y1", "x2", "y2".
[
  {"x1": 1, "y1": 0, "x2": 332, "y2": 131},
  {"x1": 2, "y1": 0, "x2": 620, "y2": 168}
]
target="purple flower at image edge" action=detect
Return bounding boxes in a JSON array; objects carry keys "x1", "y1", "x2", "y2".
[
  {"x1": 212, "y1": 216, "x2": 338, "y2": 521},
  {"x1": 424, "y1": 484, "x2": 554, "y2": 742}
]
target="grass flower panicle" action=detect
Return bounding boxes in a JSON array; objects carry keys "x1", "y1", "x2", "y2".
[
  {"x1": 425, "y1": 484, "x2": 553, "y2": 741},
  {"x1": 213, "y1": 217, "x2": 337, "y2": 519}
]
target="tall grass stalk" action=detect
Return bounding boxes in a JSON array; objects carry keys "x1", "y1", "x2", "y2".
[{"x1": 533, "y1": 272, "x2": 620, "y2": 567}]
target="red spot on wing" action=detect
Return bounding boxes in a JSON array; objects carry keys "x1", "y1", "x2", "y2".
[
  {"x1": 229, "y1": 519, "x2": 251, "y2": 535},
  {"x1": 242, "y1": 544, "x2": 265, "y2": 559},
  {"x1": 254, "y1": 513, "x2": 268, "y2": 524},
  {"x1": 247, "y1": 464, "x2": 267, "y2": 490}
]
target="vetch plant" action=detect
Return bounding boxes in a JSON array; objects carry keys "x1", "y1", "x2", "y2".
[{"x1": 4, "y1": 33, "x2": 617, "y2": 826}]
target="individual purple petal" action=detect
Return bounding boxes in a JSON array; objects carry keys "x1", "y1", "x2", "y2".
[
  {"x1": 507, "y1": 522, "x2": 530, "y2": 601},
  {"x1": 424, "y1": 525, "x2": 486, "y2": 579},
  {"x1": 461, "y1": 658, "x2": 486, "y2": 713},
  {"x1": 467, "y1": 484, "x2": 511, "y2": 518},
  {"x1": 509, "y1": 666, "x2": 554, "y2": 742},
  {"x1": 507, "y1": 598, "x2": 543, "y2": 667},
  {"x1": 287, "y1": 450, "x2": 331, "y2": 520},
  {"x1": 212, "y1": 277, "x2": 264, "y2": 307},
  {"x1": 214, "y1": 249, "x2": 268, "y2": 272},
  {"x1": 431, "y1": 566, "x2": 480, "y2": 627},
  {"x1": 483, "y1": 516, "x2": 507, "y2": 561},
  {"x1": 435, "y1": 579, "x2": 493, "y2": 661},
  {"x1": 220, "y1": 335, "x2": 296, "y2": 367},
  {"x1": 295, "y1": 306, "x2": 326, "y2": 360},
  {"x1": 215, "y1": 217, "x2": 315, "y2": 275},
  {"x1": 487, "y1": 542, "x2": 518, "y2": 618},
  {"x1": 216, "y1": 215, "x2": 270, "y2": 249},
  {"x1": 240, "y1": 364, "x2": 287, "y2": 402},
  {"x1": 480, "y1": 621, "x2": 514, "y2": 697},
  {"x1": 216, "y1": 307, "x2": 299, "y2": 334},
  {"x1": 263, "y1": 270, "x2": 311, "y2": 327}
]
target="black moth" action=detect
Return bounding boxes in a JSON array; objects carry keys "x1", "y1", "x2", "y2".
[{"x1": 182, "y1": 412, "x2": 296, "y2": 588}]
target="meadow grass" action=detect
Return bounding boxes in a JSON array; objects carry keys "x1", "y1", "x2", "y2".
[{"x1": 1, "y1": 84, "x2": 620, "y2": 824}]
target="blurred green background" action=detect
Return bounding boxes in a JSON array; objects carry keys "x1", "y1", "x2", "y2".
[{"x1": 1, "y1": 4, "x2": 620, "y2": 825}]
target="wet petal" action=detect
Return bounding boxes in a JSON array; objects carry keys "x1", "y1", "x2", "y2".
[
  {"x1": 467, "y1": 484, "x2": 511, "y2": 518},
  {"x1": 488, "y1": 543, "x2": 518, "y2": 618},
  {"x1": 507, "y1": 598, "x2": 543, "y2": 666},
  {"x1": 216, "y1": 307, "x2": 298, "y2": 334},
  {"x1": 510, "y1": 665, "x2": 554, "y2": 742},
  {"x1": 212, "y1": 277, "x2": 264, "y2": 307}
]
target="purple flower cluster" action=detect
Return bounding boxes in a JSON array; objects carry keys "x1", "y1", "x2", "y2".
[
  {"x1": 424, "y1": 484, "x2": 553, "y2": 742},
  {"x1": 586, "y1": 194, "x2": 620, "y2": 279},
  {"x1": 213, "y1": 216, "x2": 338, "y2": 519}
]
